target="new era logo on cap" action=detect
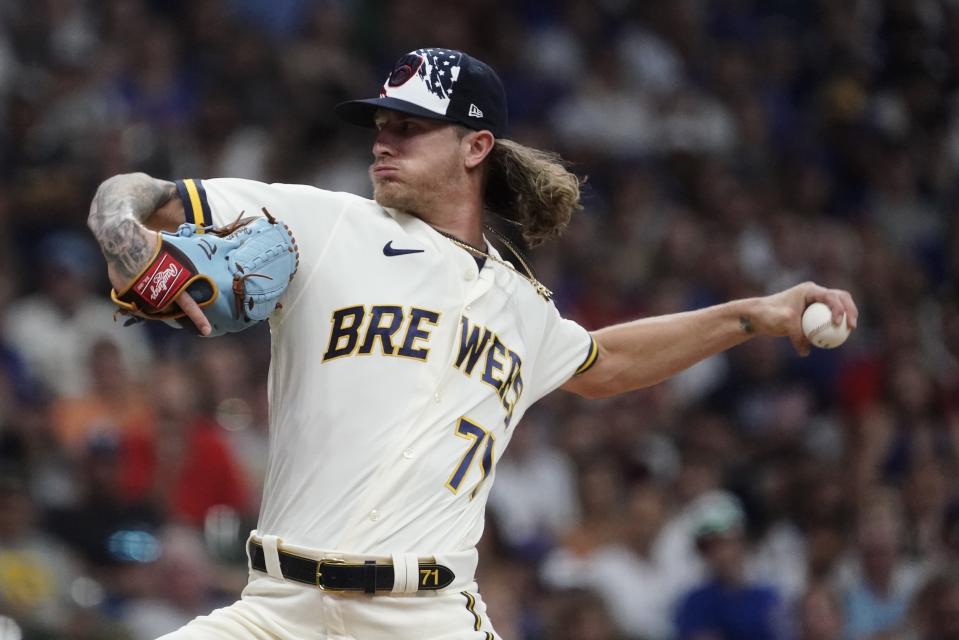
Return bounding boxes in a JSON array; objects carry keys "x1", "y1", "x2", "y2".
[{"x1": 335, "y1": 47, "x2": 508, "y2": 137}]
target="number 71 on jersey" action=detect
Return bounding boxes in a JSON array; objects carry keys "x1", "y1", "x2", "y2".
[{"x1": 445, "y1": 417, "x2": 494, "y2": 500}]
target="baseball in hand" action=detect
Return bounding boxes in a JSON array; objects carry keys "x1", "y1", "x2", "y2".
[{"x1": 801, "y1": 302, "x2": 851, "y2": 349}]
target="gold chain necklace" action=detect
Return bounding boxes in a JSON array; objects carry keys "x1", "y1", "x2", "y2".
[{"x1": 436, "y1": 228, "x2": 554, "y2": 301}]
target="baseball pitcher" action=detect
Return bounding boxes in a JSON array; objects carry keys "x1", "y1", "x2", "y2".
[{"x1": 87, "y1": 48, "x2": 858, "y2": 639}]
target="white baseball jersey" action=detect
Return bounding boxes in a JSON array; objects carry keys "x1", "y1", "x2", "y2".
[{"x1": 175, "y1": 178, "x2": 598, "y2": 557}]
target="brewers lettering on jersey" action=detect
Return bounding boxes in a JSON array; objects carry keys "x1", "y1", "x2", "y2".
[{"x1": 87, "y1": 47, "x2": 859, "y2": 639}]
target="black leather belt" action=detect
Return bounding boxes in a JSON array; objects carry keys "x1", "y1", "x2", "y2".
[{"x1": 248, "y1": 540, "x2": 455, "y2": 593}]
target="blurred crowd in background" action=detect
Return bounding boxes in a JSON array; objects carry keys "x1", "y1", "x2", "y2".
[{"x1": 0, "y1": 0, "x2": 958, "y2": 638}]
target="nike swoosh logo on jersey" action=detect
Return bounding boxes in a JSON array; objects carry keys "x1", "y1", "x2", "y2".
[{"x1": 383, "y1": 241, "x2": 425, "y2": 257}]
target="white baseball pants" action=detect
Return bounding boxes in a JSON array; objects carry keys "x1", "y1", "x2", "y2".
[{"x1": 156, "y1": 575, "x2": 500, "y2": 640}]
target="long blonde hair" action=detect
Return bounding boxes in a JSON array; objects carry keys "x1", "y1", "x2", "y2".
[{"x1": 484, "y1": 139, "x2": 583, "y2": 248}]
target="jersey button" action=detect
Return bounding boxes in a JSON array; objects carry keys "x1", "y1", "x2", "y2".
[
  {"x1": 463, "y1": 269, "x2": 475, "y2": 281},
  {"x1": 369, "y1": 509, "x2": 379, "y2": 522},
  {"x1": 433, "y1": 393, "x2": 441, "y2": 403},
  {"x1": 402, "y1": 449, "x2": 414, "y2": 459}
]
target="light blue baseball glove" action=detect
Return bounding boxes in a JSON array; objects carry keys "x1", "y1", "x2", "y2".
[{"x1": 111, "y1": 209, "x2": 299, "y2": 336}]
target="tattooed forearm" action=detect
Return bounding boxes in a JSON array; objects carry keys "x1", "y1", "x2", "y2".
[
  {"x1": 88, "y1": 173, "x2": 175, "y2": 281},
  {"x1": 98, "y1": 218, "x2": 155, "y2": 280},
  {"x1": 739, "y1": 315, "x2": 755, "y2": 334}
]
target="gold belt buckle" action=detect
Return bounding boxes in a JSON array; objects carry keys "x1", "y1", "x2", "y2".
[{"x1": 316, "y1": 558, "x2": 346, "y2": 591}]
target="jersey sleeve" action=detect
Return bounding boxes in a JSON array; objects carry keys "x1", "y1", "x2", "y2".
[
  {"x1": 175, "y1": 178, "x2": 215, "y2": 228},
  {"x1": 525, "y1": 301, "x2": 598, "y2": 404},
  {"x1": 174, "y1": 176, "x2": 351, "y2": 261},
  {"x1": 175, "y1": 177, "x2": 344, "y2": 233}
]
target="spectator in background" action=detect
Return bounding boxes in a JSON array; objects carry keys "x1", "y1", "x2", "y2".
[
  {"x1": 120, "y1": 360, "x2": 249, "y2": 527},
  {"x1": 488, "y1": 411, "x2": 579, "y2": 557},
  {"x1": 941, "y1": 502, "x2": 959, "y2": 566},
  {"x1": 49, "y1": 339, "x2": 154, "y2": 457},
  {"x1": 218, "y1": 377, "x2": 271, "y2": 509},
  {"x1": 901, "y1": 460, "x2": 951, "y2": 559},
  {"x1": 549, "y1": 44, "x2": 657, "y2": 158},
  {"x1": 556, "y1": 457, "x2": 628, "y2": 556},
  {"x1": 45, "y1": 434, "x2": 162, "y2": 570},
  {"x1": 0, "y1": 466, "x2": 79, "y2": 637},
  {"x1": 3, "y1": 231, "x2": 152, "y2": 398},
  {"x1": 654, "y1": 448, "x2": 727, "y2": 602},
  {"x1": 541, "y1": 481, "x2": 673, "y2": 640},
  {"x1": 43, "y1": 436, "x2": 170, "y2": 640},
  {"x1": 878, "y1": 353, "x2": 955, "y2": 486},
  {"x1": 674, "y1": 491, "x2": 787, "y2": 640},
  {"x1": 120, "y1": 525, "x2": 232, "y2": 640},
  {"x1": 746, "y1": 459, "x2": 810, "y2": 608},
  {"x1": 599, "y1": 481, "x2": 675, "y2": 639},
  {"x1": 545, "y1": 589, "x2": 624, "y2": 640},
  {"x1": 838, "y1": 489, "x2": 927, "y2": 640},
  {"x1": 796, "y1": 463, "x2": 852, "y2": 586},
  {"x1": 795, "y1": 583, "x2": 844, "y2": 640},
  {"x1": 188, "y1": 336, "x2": 271, "y2": 509},
  {"x1": 907, "y1": 567, "x2": 959, "y2": 640}
]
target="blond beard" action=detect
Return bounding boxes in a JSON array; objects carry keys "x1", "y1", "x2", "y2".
[
  {"x1": 372, "y1": 159, "x2": 463, "y2": 216},
  {"x1": 373, "y1": 181, "x2": 407, "y2": 208},
  {"x1": 372, "y1": 179, "x2": 432, "y2": 217}
]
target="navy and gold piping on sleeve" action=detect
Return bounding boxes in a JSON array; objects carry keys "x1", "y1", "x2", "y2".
[
  {"x1": 575, "y1": 336, "x2": 599, "y2": 375},
  {"x1": 175, "y1": 179, "x2": 213, "y2": 232}
]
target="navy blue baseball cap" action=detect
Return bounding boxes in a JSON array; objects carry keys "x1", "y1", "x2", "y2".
[{"x1": 336, "y1": 48, "x2": 508, "y2": 138}]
